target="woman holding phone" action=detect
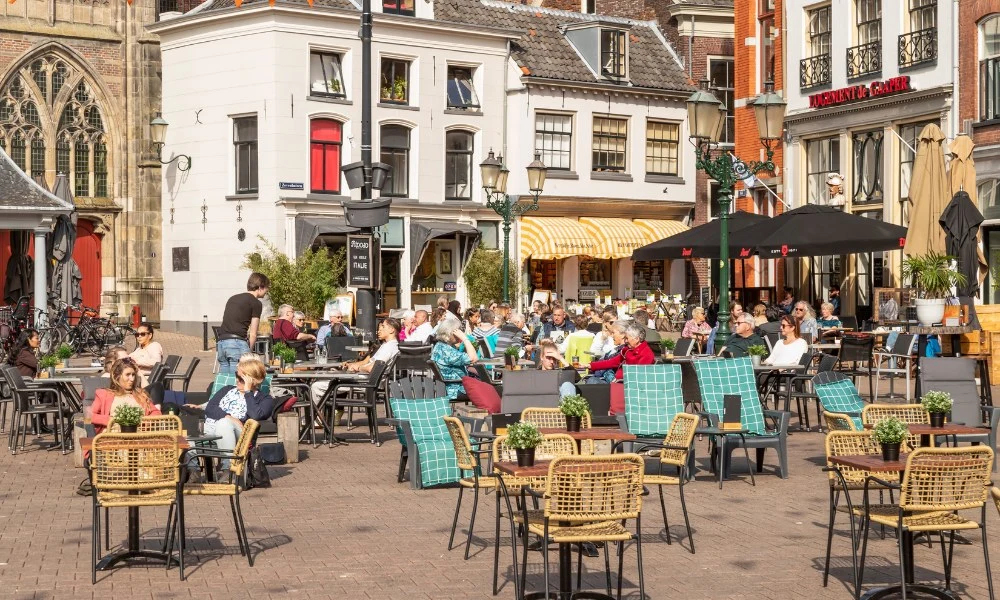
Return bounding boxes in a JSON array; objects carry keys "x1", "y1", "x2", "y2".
[
  {"x1": 91, "y1": 358, "x2": 162, "y2": 434},
  {"x1": 430, "y1": 320, "x2": 478, "y2": 400}
]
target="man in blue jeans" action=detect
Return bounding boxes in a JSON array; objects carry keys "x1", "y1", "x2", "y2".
[{"x1": 217, "y1": 272, "x2": 270, "y2": 374}]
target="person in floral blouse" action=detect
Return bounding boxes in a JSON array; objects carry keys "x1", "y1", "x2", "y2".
[{"x1": 430, "y1": 320, "x2": 478, "y2": 400}]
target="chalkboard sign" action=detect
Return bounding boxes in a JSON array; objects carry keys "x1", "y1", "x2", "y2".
[
  {"x1": 347, "y1": 234, "x2": 380, "y2": 288},
  {"x1": 172, "y1": 247, "x2": 190, "y2": 272},
  {"x1": 722, "y1": 394, "x2": 742, "y2": 431}
]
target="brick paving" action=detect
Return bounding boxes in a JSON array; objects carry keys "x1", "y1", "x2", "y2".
[{"x1": 0, "y1": 332, "x2": 997, "y2": 599}]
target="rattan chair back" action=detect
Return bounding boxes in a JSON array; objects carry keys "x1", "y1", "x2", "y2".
[
  {"x1": 862, "y1": 403, "x2": 927, "y2": 448},
  {"x1": 659, "y1": 412, "x2": 698, "y2": 467},
  {"x1": 823, "y1": 411, "x2": 859, "y2": 431},
  {"x1": 90, "y1": 432, "x2": 180, "y2": 493},
  {"x1": 824, "y1": 430, "x2": 883, "y2": 488},
  {"x1": 443, "y1": 416, "x2": 478, "y2": 472},
  {"x1": 229, "y1": 419, "x2": 260, "y2": 478},
  {"x1": 542, "y1": 454, "x2": 645, "y2": 523},
  {"x1": 521, "y1": 407, "x2": 592, "y2": 430},
  {"x1": 992, "y1": 487, "x2": 1000, "y2": 517},
  {"x1": 900, "y1": 447, "x2": 994, "y2": 512},
  {"x1": 493, "y1": 433, "x2": 578, "y2": 488},
  {"x1": 138, "y1": 414, "x2": 183, "y2": 434}
]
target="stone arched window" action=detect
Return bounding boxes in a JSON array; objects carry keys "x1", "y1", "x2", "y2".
[{"x1": 0, "y1": 53, "x2": 109, "y2": 198}]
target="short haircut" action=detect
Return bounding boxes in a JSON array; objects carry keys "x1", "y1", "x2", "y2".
[
  {"x1": 328, "y1": 308, "x2": 342, "y2": 318},
  {"x1": 738, "y1": 313, "x2": 755, "y2": 325},
  {"x1": 247, "y1": 272, "x2": 271, "y2": 291},
  {"x1": 610, "y1": 320, "x2": 628, "y2": 334},
  {"x1": 293, "y1": 311, "x2": 306, "y2": 321},
  {"x1": 632, "y1": 309, "x2": 650, "y2": 323},
  {"x1": 436, "y1": 319, "x2": 461, "y2": 343},
  {"x1": 624, "y1": 323, "x2": 646, "y2": 342},
  {"x1": 278, "y1": 304, "x2": 294, "y2": 317},
  {"x1": 691, "y1": 307, "x2": 706, "y2": 317},
  {"x1": 479, "y1": 309, "x2": 495, "y2": 324},
  {"x1": 382, "y1": 317, "x2": 402, "y2": 337},
  {"x1": 237, "y1": 353, "x2": 267, "y2": 389},
  {"x1": 821, "y1": 302, "x2": 835, "y2": 314},
  {"x1": 573, "y1": 315, "x2": 589, "y2": 330}
]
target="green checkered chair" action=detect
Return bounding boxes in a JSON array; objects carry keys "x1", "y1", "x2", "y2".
[
  {"x1": 813, "y1": 372, "x2": 865, "y2": 430},
  {"x1": 693, "y1": 357, "x2": 789, "y2": 479},
  {"x1": 209, "y1": 372, "x2": 274, "y2": 397},
  {"x1": 388, "y1": 395, "x2": 461, "y2": 489},
  {"x1": 620, "y1": 364, "x2": 685, "y2": 438}
]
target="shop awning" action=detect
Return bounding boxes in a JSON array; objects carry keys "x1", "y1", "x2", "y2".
[
  {"x1": 295, "y1": 216, "x2": 359, "y2": 255},
  {"x1": 520, "y1": 217, "x2": 598, "y2": 260},
  {"x1": 410, "y1": 220, "x2": 481, "y2": 273},
  {"x1": 579, "y1": 217, "x2": 661, "y2": 260},
  {"x1": 633, "y1": 219, "x2": 687, "y2": 245}
]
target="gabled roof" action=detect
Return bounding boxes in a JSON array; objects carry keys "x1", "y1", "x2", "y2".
[
  {"x1": 435, "y1": 0, "x2": 692, "y2": 93},
  {"x1": 0, "y1": 148, "x2": 74, "y2": 213}
]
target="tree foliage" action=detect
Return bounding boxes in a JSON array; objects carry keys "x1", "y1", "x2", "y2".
[
  {"x1": 243, "y1": 235, "x2": 346, "y2": 319},
  {"x1": 462, "y1": 246, "x2": 520, "y2": 308}
]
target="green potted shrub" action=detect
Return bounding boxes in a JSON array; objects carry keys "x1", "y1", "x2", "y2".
[
  {"x1": 56, "y1": 343, "x2": 73, "y2": 368},
  {"x1": 275, "y1": 344, "x2": 297, "y2": 373},
  {"x1": 747, "y1": 344, "x2": 768, "y2": 367},
  {"x1": 504, "y1": 345, "x2": 521, "y2": 368},
  {"x1": 920, "y1": 390, "x2": 953, "y2": 428},
  {"x1": 506, "y1": 421, "x2": 543, "y2": 466},
  {"x1": 661, "y1": 338, "x2": 677, "y2": 355},
  {"x1": 872, "y1": 417, "x2": 908, "y2": 462},
  {"x1": 392, "y1": 76, "x2": 407, "y2": 102},
  {"x1": 39, "y1": 354, "x2": 58, "y2": 379},
  {"x1": 559, "y1": 394, "x2": 591, "y2": 432},
  {"x1": 901, "y1": 252, "x2": 967, "y2": 326},
  {"x1": 112, "y1": 404, "x2": 144, "y2": 433}
]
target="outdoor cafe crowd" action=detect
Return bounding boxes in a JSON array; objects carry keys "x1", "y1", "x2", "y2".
[{"x1": 4, "y1": 271, "x2": 1000, "y2": 599}]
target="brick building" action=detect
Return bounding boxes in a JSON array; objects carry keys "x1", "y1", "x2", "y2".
[
  {"x1": 0, "y1": 0, "x2": 164, "y2": 318},
  {"x1": 959, "y1": 1, "x2": 1000, "y2": 305}
]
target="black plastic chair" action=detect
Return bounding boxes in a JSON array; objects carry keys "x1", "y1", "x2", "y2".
[
  {"x1": 2, "y1": 366, "x2": 67, "y2": 454},
  {"x1": 673, "y1": 337, "x2": 694, "y2": 357},
  {"x1": 163, "y1": 355, "x2": 182, "y2": 375},
  {"x1": 325, "y1": 335, "x2": 354, "y2": 361},
  {"x1": 387, "y1": 375, "x2": 448, "y2": 487},
  {"x1": 836, "y1": 335, "x2": 875, "y2": 400},
  {"x1": 326, "y1": 360, "x2": 390, "y2": 445},
  {"x1": 164, "y1": 357, "x2": 201, "y2": 393},
  {"x1": 393, "y1": 343, "x2": 433, "y2": 379}
]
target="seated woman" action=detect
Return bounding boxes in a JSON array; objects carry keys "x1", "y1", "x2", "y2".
[
  {"x1": 681, "y1": 307, "x2": 712, "y2": 351},
  {"x1": 817, "y1": 301, "x2": 842, "y2": 335},
  {"x1": 186, "y1": 353, "x2": 273, "y2": 472},
  {"x1": 538, "y1": 339, "x2": 581, "y2": 397},
  {"x1": 752, "y1": 303, "x2": 768, "y2": 327},
  {"x1": 129, "y1": 323, "x2": 164, "y2": 381},
  {"x1": 430, "y1": 320, "x2": 479, "y2": 401},
  {"x1": 585, "y1": 320, "x2": 628, "y2": 384},
  {"x1": 91, "y1": 358, "x2": 162, "y2": 434},
  {"x1": 793, "y1": 301, "x2": 819, "y2": 342},
  {"x1": 588, "y1": 314, "x2": 620, "y2": 357},
  {"x1": 7, "y1": 329, "x2": 39, "y2": 378},
  {"x1": 764, "y1": 315, "x2": 809, "y2": 366},
  {"x1": 586, "y1": 323, "x2": 655, "y2": 382}
]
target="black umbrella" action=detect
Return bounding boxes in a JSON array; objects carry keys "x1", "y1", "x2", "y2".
[
  {"x1": 631, "y1": 211, "x2": 770, "y2": 260},
  {"x1": 729, "y1": 204, "x2": 909, "y2": 258},
  {"x1": 49, "y1": 174, "x2": 80, "y2": 307},
  {"x1": 3, "y1": 231, "x2": 32, "y2": 305},
  {"x1": 939, "y1": 190, "x2": 983, "y2": 298}
]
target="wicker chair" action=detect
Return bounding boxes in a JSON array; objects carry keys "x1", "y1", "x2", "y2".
[
  {"x1": 993, "y1": 487, "x2": 1000, "y2": 517},
  {"x1": 857, "y1": 447, "x2": 996, "y2": 600},
  {"x1": 516, "y1": 455, "x2": 646, "y2": 600},
  {"x1": 90, "y1": 432, "x2": 184, "y2": 583},
  {"x1": 861, "y1": 404, "x2": 927, "y2": 450},
  {"x1": 443, "y1": 416, "x2": 498, "y2": 560},
  {"x1": 520, "y1": 407, "x2": 594, "y2": 454},
  {"x1": 138, "y1": 414, "x2": 183, "y2": 433},
  {"x1": 633, "y1": 412, "x2": 698, "y2": 553},
  {"x1": 823, "y1": 411, "x2": 860, "y2": 432},
  {"x1": 169, "y1": 419, "x2": 260, "y2": 567}
]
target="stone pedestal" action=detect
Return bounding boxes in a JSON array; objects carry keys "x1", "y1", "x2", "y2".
[{"x1": 276, "y1": 411, "x2": 299, "y2": 463}]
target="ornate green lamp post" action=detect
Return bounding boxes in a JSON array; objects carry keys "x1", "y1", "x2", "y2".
[
  {"x1": 480, "y1": 151, "x2": 547, "y2": 304},
  {"x1": 687, "y1": 80, "x2": 786, "y2": 337}
]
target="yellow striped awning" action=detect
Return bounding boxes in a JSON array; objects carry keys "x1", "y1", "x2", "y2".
[
  {"x1": 579, "y1": 217, "x2": 657, "y2": 259},
  {"x1": 633, "y1": 219, "x2": 688, "y2": 243},
  {"x1": 520, "y1": 217, "x2": 598, "y2": 260}
]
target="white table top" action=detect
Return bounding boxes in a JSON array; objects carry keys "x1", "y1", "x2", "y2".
[{"x1": 271, "y1": 371, "x2": 368, "y2": 381}]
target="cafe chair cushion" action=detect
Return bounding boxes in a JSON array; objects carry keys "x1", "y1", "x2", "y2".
[
  {"x1": 693, "y1": 357, "x2": 768, "y2": 436},
  {"x1": 389, "y1": 396, "x2": 461, "y2": 487},
  {"x1": 814, "y1": 378, "x2": 865, "y2": 429},
  {"x1": 622, "y1": 364, "x2": 684, "y2": 437},
  {"x1": 462, "y1": 376, "x2": 501, "y2": 414}
]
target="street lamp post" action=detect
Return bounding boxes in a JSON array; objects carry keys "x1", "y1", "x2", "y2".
[
  {"x1": 479, "y1": 151, "x2": 547, "y2": 304},
  {"x1": 686, "y1": 80, "x2": 786, "y2": 338}
]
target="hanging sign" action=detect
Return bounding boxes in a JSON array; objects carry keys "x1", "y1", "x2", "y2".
[
  {"x1": 347, "y1": 234, "x2": 380, "y2": 289},
  {"x1": 809, "y1": 76, "x2": 912, "y2": 109}
]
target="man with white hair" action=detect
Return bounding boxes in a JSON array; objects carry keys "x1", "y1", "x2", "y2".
[
  {"x1": 495, "y1": 312, "x2": 527, "y2": 353},
  {"x1": 316, "y1": 308, "x2": 351, "y2": 346},
  {"x1": 399, "y1": 310, "x2": 416, "y2": 341},
  {"x1": 409, "y1": 309, "x2": 434, "y2": 343},
  {"x1": 272, "y1": 304, "x2": 316, "y2": 344}
]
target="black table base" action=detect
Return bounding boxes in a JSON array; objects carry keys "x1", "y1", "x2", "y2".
[
  {"x1": 97, "y1": 506, "x2": 177, "y2": 570},
  {"x1": 861, "y1": 585, "x2": 961, "y2": 599}
]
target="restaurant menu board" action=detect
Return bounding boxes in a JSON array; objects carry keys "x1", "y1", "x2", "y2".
[
  {"x1": 722, "y1": 394, "x2": 742, "y2": 431},
  {"x1": 347, "y1": 234, "x2": 380, "y2": 289}
]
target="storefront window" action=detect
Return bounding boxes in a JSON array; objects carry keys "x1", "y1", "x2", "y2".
[
  {"x1": 898, "y1": 120, "x2": 936, "y2": 225},
  {"x1": 579, "y1": 257, "x2": 611, "y2": 289},
  {"x1": 812, "y1": 255, "x2": 840, "y2": 308},
  {"x1": 988, "y1": 228, "x2": 1000, "y2": 304},
  {"x1": 632, "y1": 261, "x2": 664, "y2": 294},
  {"x1": 806, "y1": 137, "x2": 840, "y2": 204},
  {"x1": 854, "y1": 210, "x2": 886, "y2": 313},
  {"x1": 852, "y1": 129, "x2": 884, "y2": 204},
  {"x1": 529, "y1": 259, "x2": 558, "y2": 291},
  {"x1": 979, "y1": 179, "x2": 1000, "y2": 220},
  {"x1": 477, "y1": 221, "x2": 499, "y2": 249}
]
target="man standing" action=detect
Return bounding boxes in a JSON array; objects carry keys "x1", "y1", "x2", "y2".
[
  {"x1": 829, "y1": 285, "x2": 841, "y2": 315},
  {"x1": 218, "y1": 272, "x2": 270, "y2": 374},
  {"x1": 724, "y1": 314, "x2": 766, "y2": 358}
]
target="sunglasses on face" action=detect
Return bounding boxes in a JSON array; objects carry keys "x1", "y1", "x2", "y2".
[
  {"x1": 137, "y1": 332, "x2": 151, "y2": 337},
  {"x1": 780, "y1": 323, "x2": 792, "y2": 329}
]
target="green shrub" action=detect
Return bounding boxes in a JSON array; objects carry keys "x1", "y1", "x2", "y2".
[
  {"x1": 872, "y1": 417, "x2": 908, "y2": 445},
  {"x1": 559, "y1": 394, "x2": 591, "y2": 418},
  {"x1": 462, "y1": 245, "x2": 520, "y2": 308},
  {"x1": 921, "y1": 390, "x2": 953, "y2": 414},
  {"x1": 244, "y1": 235, "x2": 346, "y2": 319},
  {"x1": 506, "y1": 421, "x2": 543, "y2": 449},
  {"x1": 56, "y1": 343, "x2": 74, "y2": 360},
  {"x1": 747, "y1": 344, "x2": 768, "y2": 357},
  {"x1": 39, "y1": 354, "x2": 59, "y2": 368},
  {"x1": 112, "y1": 404, "x2": 144, "y2": 427}
]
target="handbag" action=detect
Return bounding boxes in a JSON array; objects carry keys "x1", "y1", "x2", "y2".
[
  {"x1": 244, "y1": 447, "x2": 271, "y2": 489},
  {"x1": 259, "y1": 442, "x2": 286, "y2": 465}
]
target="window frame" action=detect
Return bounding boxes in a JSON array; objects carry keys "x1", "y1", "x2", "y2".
[
  {"x1": 535, "y1": 112, "x2": 573, "y2": 172},
  {"x1": 591, "y1": 116, "x2": 628, "y2": 173},
  {"x1": 382, "y1": 0, "x2": 414, "y2": 16},
  {"x1": 807, "y1": 6, "x2": 832, "y2": 58},
  {"x1": 759, "y1": 11, "x2": 776, "y2": 90},
  {"x1": 309, "y1": 118, "x2": 343, "y2": 195},
  {"x1": 852, "y1": 129, "x2": 884, "y2": 205},
  {"x1": 855, "y1": 0, "x2": 882, "y2": 45},
  {"x1": 446, "y1": 65, "x2": 480, "y2": 110},
  {"x1": 309, "y1": 50, "x2": 347, "y2": 99},
  {"x1": 380, "y1": 58, "x2": 411, "y2": 105},
  {"x1": 708, "y1": 58, "x2": 735, "y2": 146},
  {"x1": 444, "y1": 129, "x2": 474, "y2": 201},
  {"x1": 599, "y1": 29, "x2": 628, "y2": 81},
  {"x1": 980, "y1": 15, "x2": 1000, "y2": 121},
  {"x1": 908, "y1": 0, "x2": 936, "y2": 32},
  {"x1": 233, "y1": 115, "x2": 259, "y2": 195},
  {"x1": 644, "y1": 119, "x2": 680, "y2": 176},
  {"x1": 379, "y1": 123, "x2": 410, "y2": 198},
  {"x1": 806, "y1": 136, "x2": 840, "y2": 206}
]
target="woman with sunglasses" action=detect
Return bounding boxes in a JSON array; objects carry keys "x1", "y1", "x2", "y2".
[
  {"x1": 91, "y1": 358, "x2": 161, "y2": 434},
  {"x1": 129, "y1": 323, "x2": 164, "y2": 380},
  {"x1": 764, "y1": 315, "x2": 808, "y2": 366}
]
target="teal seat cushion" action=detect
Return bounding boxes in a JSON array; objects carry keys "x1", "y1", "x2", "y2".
[
  {"x1": 693, "y1": 357, "x2": 768, "y2": 436},
  {"x1": 389, "y1": 396, "x2": 460, "y2": 487},
  {"x1": 622, "y1": 364, "x2": 684, "y2": 437},
  {"x1": 815, "y1": 378, "x2": 865, "y2": 429},
  {"x1": 209, "y1": 372, "x2": 273, "y2": 397}
]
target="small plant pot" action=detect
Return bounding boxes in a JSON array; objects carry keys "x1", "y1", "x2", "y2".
[
  {"x1": 929, "y1": 412, "x2": 946, "y2": 427},
  {"x1": 271, "y1": 359, "x2": 281, "y2": 367},
  {"x1": 881, "y1": 442, "x2": 901, "y2": 462},
  {"x1": 750, "y1": 355, "x2": 761, "y2": 367},
  {"x1": 37, "y1": 370, "x2": 49, "y2": 379},
  {"x1": 48, "y1": 366, "x2": 56, "y2": 378},
  {"x1": 120, "y1": 424, "x2": 138, "y2": 433},
  {"x1": 565, "y1": 416, "x2": 582, "y2": 432},
  {"x1": 516, "y1": 448, "x2": 536, "y2": 467},
  {"x1": 283, "y1": 367, "x2": 294, "y2": 374},
  {"x1": 56, "y1": 361, "x2": 65, "y2": 369},
  {"x1": 504, "y1": 354, "x2": 516, "y2": 368}
]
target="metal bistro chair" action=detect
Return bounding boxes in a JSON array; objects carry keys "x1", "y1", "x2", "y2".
[
  {"x1": 326, "y1": 360, "x2": 390, "y2": 445},
  {"x1": 873, "y1": 333, "x2": 916, "y2": 402},
  {"x1": 164, "y1": 358, "x2": 201, "y2": 393},
  {"x1": 919, "y1": 357, "x2": 1000, "y2": 470},
  {"x1": 2, "y1": 365, "x2": 67, "y2": 454},
  {"x1": 836, "y1": 334, "x2": 875, "y2": 401}
]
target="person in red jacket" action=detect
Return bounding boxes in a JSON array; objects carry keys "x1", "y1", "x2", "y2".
[
  {"x1": 91, "y1": 358, "x2": 162, "y2": 434},
  {"x1": 586, "y1": 322, "x2": 655, "y2": 382}
]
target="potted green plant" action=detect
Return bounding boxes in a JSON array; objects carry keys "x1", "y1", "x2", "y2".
[
  {"x1": 112, "y1": 404, "x2": 144, "y2": 433},
  {"x1": 661, "y1": 338, "x2": 676, "y2": 354},
  {"x1": 559, "y1": 394, "x2": 591, "y2": 432},
  {"x1": 55, "y1": 343, "x2": 73, "y2": 368},
  {"x1": 39, "y1": 354, "x2": 58, "y2": 379},
  {"x1": 329, "y1": 79, "x2": 341, "y2": 94},
  {"x1": 872, "y1": 417, "x2": 908, "y2": 462},
  {"x1": 392, "y1": 76, "x2": 407, "y2": 102},
  {"x1": 275, "y1": 344, "x2": 297, "y2": 373},
  {"x1": 506, "y1": 421, "x2": 543, "y2": 466},
  {"x1": 272, "y1": 342, "x2": 294, "y2": 369},
  {"x1": 920, "y1": 390, "x2": 953, "y2": 428},
  {"x1": 747, "y1": 344, "x2": 768, "y2": 367},
  {"x1": 901, "y1": 252, "x2": 968, "y2": 326},
  {"x1": 504, "y1": 345, "x2": 521, "y2": 368}
]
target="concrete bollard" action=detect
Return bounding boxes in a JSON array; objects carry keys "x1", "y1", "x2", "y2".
[{"x1": 276, "y1": 411, "x2": 299, "y2": 463}]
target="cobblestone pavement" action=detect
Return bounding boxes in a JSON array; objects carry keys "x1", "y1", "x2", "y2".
[{"x1": 0, "y1": 332, "x2": 997, "y2": 599}]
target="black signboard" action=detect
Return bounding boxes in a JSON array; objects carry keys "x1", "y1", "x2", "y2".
[
  {"x1": 172, "y1": 247, "x2": 190, "y2": 272},
  {"x1": 722, "y1": 394, "x2": 742, "y2": 431},
  {"x1": 347, "y1": 234, "x2": 380, "y2": 288}
]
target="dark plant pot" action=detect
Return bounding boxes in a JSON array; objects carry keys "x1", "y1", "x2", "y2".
[
  {"x1": 120, "y1": 424, "x2": 138, "y2": 433},
  {"x1": 516, "y1": 448, "x2": 536, "y2": 467},
  {"x1": 505, "y1": 354, "x2": 516, "y2": 368},
  {"x1": 565, "y1": 416, "x2": 582, "y2": 432},
  {"x1": 343, "y1": 198, "x2": 392, "y2": 228},
  {"x1": 929, "y1": 412, "x2": 946, "y2": 427},
  {"x1": 881, "y1": 442, "x2": 901, "y2": 462},
  {"x1": 48, "y1": 366, "x2": 56, "y2": 378}
]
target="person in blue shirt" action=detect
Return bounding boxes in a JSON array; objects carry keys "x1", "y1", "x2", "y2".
[
  {"x1": 430, "y1": 320, "x2": 479, "y2": 400},
  {"x1": 829, "y1": 285, "x2": 841, "y2": 315}
]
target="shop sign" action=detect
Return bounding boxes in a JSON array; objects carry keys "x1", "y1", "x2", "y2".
[
  {"x1": 579, "y1": 289, "x2": 599, "y2": 300},
  {"x1": 444, "y1": 281, "x2": 457, "y2": 292},
  {"x1": 347, "y1": 234, "x2": 380, "y2": 288},
  {"x1": 808, "y1": 76, "x2": 912, "y2": 109},
  {"x1": 279, "y1": 182, "x2": 304, "y2": 190}
]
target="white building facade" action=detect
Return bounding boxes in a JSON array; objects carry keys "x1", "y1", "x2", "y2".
[{"x1": 782, "y1": 0, "x2": 955, "y2": 318}]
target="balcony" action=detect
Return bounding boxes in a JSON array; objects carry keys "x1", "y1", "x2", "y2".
[
  {"x1": 898, "y1": 28, "x2": 937, "y2": 69},
  {"x1": 800, "y1": 54, "x2": 831, "y2": 89},
  {"x1": 846, "y1": 40, "x2": 881, "y2": 79}
]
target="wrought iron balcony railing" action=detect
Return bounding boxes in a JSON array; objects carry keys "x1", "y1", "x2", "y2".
[
  {"x1": 800, "y1": 54, "x2": 831, "y2": 89},
  {"x1": 898, "y1": 28, "x2": 937, "y2": 69},
  {"x1": 847, "y1": 40, "x2": 881, "y2": 79}
]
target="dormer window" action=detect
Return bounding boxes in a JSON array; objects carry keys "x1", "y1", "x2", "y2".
[{"x1": 600, "y1": 29, "x2": 627, "y2": 80}]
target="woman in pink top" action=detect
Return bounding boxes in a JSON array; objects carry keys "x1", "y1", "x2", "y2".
[{"x1": 91, "y1": 358, "x2": 161, "y2": 433}]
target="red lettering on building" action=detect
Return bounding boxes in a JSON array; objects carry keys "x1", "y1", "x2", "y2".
[
  {"x1": 681, "y1": 248, "x2": 693, "y2": 257},
  {"x1": 809, "y1": 76, "x2": 911, "y2": 109},
  {"x1": 781, "y1": 244, "x2": 789, "y2": 257},
  {"x1": 738, "y1": 247, "x2": 752, "y2": 258}
]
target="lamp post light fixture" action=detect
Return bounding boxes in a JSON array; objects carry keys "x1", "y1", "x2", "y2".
[
  {"x1": 687, "y1": 79, "x2": 786, "y2": 338},
  {"x1": 480, "y1": 150, "x2": 547, "y2": 304},
  {"x1": 149, "y1": 113, "x2": 192, "y2": 171}
]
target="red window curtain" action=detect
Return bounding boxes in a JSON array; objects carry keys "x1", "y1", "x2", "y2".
[{"x1": 310, "y1": 119, "x2": 343, "y2": 193}]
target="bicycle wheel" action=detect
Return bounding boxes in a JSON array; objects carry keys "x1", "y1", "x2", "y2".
[
  {"x1": 118, "y1": 326, "x2": 138, "y2": 352},
  {"x1": 38, "y1": 327, "x2": 61, "y2": 354},
  {"x1": 82, "y1": 325, "x2": 104, "y2": 355}
]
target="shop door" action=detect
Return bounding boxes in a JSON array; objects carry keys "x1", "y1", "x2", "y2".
[
  {"x1": 74, "y1": 220, "x2": 102, "y2": 309},
  {"x1": 988, "y1": 228, "x2": 1000, "y2": 304},
  {"x1": 381, "y1": 251, "x2": 401, "y2": 310}
]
